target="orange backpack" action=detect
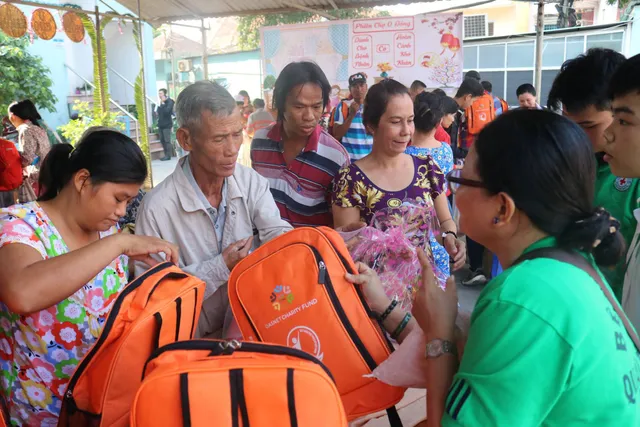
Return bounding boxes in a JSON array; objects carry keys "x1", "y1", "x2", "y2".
[
  {"x1": 465, "y1": 92, "x2": 496, "y2": 136},
  {"x1": 131, "y1": 339, "x2": 348, "y2": 426},
  {"x1": 499, "y1": 98, "x2": 509, "y2": 114},
  {"x1": 228, "y1": 227, "x2": 405, "y2": 423},
  {"x1": 57, "y1": 263, "x2": 205, "y2": 427}
]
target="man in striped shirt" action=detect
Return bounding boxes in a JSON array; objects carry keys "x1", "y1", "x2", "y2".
[
  {"x1": 251, "y1": 62, "x2": 350, "y2": 227},
  {"x1": 332, "y1": 73, "x2": 374, "y2": 161}
]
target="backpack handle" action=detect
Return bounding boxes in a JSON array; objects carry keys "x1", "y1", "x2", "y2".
[{"x1": 129, "y1": 269, "x2": 189, "y2": 313}]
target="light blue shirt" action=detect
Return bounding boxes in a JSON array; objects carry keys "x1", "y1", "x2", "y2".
[{"x1": 182, "y1": 156, "x2": 227, "y2": 251}]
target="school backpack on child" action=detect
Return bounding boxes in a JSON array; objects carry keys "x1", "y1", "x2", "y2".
[
  {"x1": 0, "y1": 138, "x2": 22, "y2": 192},
  {"x1": 463, "y1": 92, "x2": 496, "y2": 147},
  {"x1": 57, "y1": 263, "x2": 205, "y2": 427},
  {"x1": 228, "y1": 226, "x2": 405, "y2": 424},
  {"x1": 131, "y1": 339, "x2": 348, "y2": 426},
  {"x1": 499, "y1": 98, "x2": 509, "y2": 114}
]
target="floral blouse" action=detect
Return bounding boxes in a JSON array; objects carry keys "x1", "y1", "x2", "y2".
[
  {"x1": 17, "y1": 123, "x2": 49, "y2": 169},
  {"x1": 0, "y1": 203, "x2": 128, "y2": 426},
  {"x1": 332, "y1": 154, "x2": 445, "y2": 244}
]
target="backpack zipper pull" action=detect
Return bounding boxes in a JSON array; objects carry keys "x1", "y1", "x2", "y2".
[{"x1": 318, "y1": 261, "x2": 327, "y2": 284}]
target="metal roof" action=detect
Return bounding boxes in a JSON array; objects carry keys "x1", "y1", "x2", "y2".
[{"x1": 112, "y1": 0, "x2": 436, "y2": 23}]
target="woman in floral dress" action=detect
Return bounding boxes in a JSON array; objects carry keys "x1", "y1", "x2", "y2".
[
  {"x1": 0, "y1": 129, "x2": 178, "y2": 426},
  {"x1": 405, "y1": 92, "x2": 455, "y2": 277},
  {"x1": 332, "y1": 79, "x2": 466, "y2": 275},
  {"x1": 8, "y1": 100, "x2": 51, "y2": 203}
]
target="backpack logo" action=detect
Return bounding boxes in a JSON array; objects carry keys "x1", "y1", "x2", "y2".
[
  {"x1": 287, "y1": 326, "x2": 324, "y2": 361},
  {"x1": 615, "y1": 177, "x2": 632, "y2": 192},
  {"x1": 270, "y1": 285, "x2": 294, "y2": 311}
]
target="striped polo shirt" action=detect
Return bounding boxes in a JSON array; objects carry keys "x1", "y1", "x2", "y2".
[
  {"x1": 251, "y1": 123, "x2": 350, "y2": 227},
  {"x1": 333, "y1": 100, "x2": 374, "y2": 161}
]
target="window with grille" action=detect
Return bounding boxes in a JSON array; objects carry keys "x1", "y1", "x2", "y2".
[{"x1": 464, "y1": 15, "x2": 487, "y2": 38}]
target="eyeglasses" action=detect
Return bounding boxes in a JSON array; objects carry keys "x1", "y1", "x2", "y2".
[{"x1": 446, "y1": 169, "x2": 484, "y2": 194}]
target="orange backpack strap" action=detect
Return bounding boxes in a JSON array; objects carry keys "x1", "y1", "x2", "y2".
[{"x1": 329, "y1": 101, "x2": 349, "y2": 136}]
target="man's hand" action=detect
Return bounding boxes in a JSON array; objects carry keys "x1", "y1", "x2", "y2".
[
  {"x1": 222, "y1": 236, "x2": 254, "y2": 271},
  {"x1": 348, "y1": 101, "x2": 360, "y2": 118}
]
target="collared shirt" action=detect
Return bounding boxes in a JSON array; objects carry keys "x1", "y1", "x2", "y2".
[
  {"x1": 246, "y1": 108, "x2": 275, "y2": 136},
  {"x1": 182, "y1": 156, "x2": 226, "y2": 251},
  {"x1": 251, "y1": 123, "x2": 350, "y2": 227},
  {"x1": 444, "y1": 237, "x2": 640, "y2": 426},
  {"x1": 135, "y1": 157, "x2": 292, "y2": 338},
  {"x1": 333, "y1": 100, "x2": 373, "y2": 161}
]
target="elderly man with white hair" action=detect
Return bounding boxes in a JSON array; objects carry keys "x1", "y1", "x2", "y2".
[{"x1": 136, "y1": 81, "x2": 292, "y2": 338}]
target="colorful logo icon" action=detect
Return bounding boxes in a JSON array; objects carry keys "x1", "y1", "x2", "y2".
[
  {"x1": 615, "y1": 177, "x2": 632, "y2": 192},
  {"x1": 270, "y1": 285, "x2": 294, "y2": 311}
]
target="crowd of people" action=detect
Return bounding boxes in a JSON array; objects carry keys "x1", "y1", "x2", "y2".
[{"x1": 0, "y1": 47, "x2": 639, "y2": 426}]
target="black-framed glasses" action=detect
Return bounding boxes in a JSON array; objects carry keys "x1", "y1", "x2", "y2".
[{"x1": 446, "y1": 169, "x2": 484, "y2": 194}]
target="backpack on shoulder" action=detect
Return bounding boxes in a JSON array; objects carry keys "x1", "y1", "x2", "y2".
[
  {"x1": 499, "y1": 98, "x2": 509, "y2": 114},
  {"x1": 228, "y1": 227, "x2": 405, "y2": 423},
  {"x1": 131, "y1": 339, "x2": 348, "y2": 427},
  {"x1": 57, "y1": 263, "x2": 205, "y2": 427},
  {"x1": 465, "y1": 93, "x2": 496, "y2": 139}
]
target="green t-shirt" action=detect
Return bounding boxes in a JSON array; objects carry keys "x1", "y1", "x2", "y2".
[
  {"x1": 594, "y1": 160, "x2": 640, "y2": 301},
  {"x1": 443, "y1": 237, "x2": 640, "y2": 426}
]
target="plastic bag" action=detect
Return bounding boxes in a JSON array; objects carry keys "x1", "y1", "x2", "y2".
[
  {"x1": 341, "y1": 199, "x2": 447, "y2": 310},
  {"x1": 367, "y1": 312, "x2": 471, "y2": 388}
]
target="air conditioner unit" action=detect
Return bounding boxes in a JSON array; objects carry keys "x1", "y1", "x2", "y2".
[{"x1": 177, "y1": 59, "x2": 192, "y2": 73}]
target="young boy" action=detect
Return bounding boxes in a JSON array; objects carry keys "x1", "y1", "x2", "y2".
[
  {"x1": 603, "y1": 53, "x2": 640, "y2": 329},
  {"x1": 548, "y1": 48, "x2": 637, "y2": 303}
]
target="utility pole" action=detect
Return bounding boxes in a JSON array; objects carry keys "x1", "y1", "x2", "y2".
[
  {"x1": 201, "y1": 18, "x2": 209, "y2": 80},
  {"x1": 534, "y1": 0, "x2": 545, "y2": 93}
]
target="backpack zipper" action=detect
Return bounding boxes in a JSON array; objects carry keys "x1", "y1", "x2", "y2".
[
  {"x1": 309, "y1": 246, "x2": 378, "y2": 372},
  {"x1": 144, "y1": 339, "x2": 335, "y2": 381},
  {"x1": 63, "y1": 262, "x2": 173, "y2": 412}
]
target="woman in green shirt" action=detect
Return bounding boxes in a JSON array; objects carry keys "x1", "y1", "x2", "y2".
[
  {"x1": 355, "y1": 109, "x2": 639, "y2": 426},
  {"x1": 417, "y1": 109, "x2": 640, "y2": 426}
]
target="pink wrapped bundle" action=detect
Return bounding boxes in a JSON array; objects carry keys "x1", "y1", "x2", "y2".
[{"x1": 342, "y1": 199, "x2": 447, "y2": 310}]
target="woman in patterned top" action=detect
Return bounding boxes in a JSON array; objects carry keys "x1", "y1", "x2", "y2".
[
  {"x1": 406, "y1": 91, "x2": 455, "y2": 278},
  {"x1": 8, "y1": 100, "x2": 51, "y2": 203},
  {"x1": 331, "y1": 79, "x2": 466, "y2": 273},
  {"x1": 0, "y1": 128, "x2": 178, "y2": 426}
]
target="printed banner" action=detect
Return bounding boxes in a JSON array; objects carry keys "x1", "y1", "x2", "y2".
[{"x1": 260, "y1": 12, "x2": 464, "y2": 97}]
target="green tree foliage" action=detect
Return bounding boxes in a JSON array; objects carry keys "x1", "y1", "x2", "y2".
[
  {"x1": 58, "y1": 101, "x2": 124, "y2": 145},
  {"x1": 237, "y1": 8, "x2": 390, "y2": 50},
  {"x1": 0, "y1": 33, "x2": 57, "y2": 116}
]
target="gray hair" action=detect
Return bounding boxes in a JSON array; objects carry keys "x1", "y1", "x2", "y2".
[{"x1": 175, "y1": 81, "x2": 237, "y2": 133}]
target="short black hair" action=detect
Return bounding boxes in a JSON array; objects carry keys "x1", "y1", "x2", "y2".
[
  {"x1": 455, "y1": 78, "x2": 485, "y2": 98},
  {"x1": 253, "y1": 98, "x2": 265, "y2": 109},
  {"x1": 517, "y1": 84, "x2": 537, "y2": 97},
  {"x1": 442, "y1": 96, "x2": 460, "y2": 115},
  {"x1": 476, "y1": 109, "x2": 624, "y2": 267},
  {"x1": 431, "y1": 88, "x2": 447, "y2": 97},
  {"x1": 239, "y1": 90, "x2": 250, "y2": 98},
  {"x1": 465, "y1": 70, "x2": 481, "y2": 81},
  {"x1": 547, "y1": 48, "x2": 625, "y2": 112},
  {"x1": 410, "y1": 80, "x2": 427, "y2": 91},
  {"x1": 609, "y1": 53, "x2": 640, "y2": 100},
  {"x1": 273, "y1": 62, "x2": 330, "y2": 122},
  {"x1": 159, "y1": 88, "x2": 168, "y2": 96},
  {"x1": 414, "y1": 92, "x2": 444, "y2": 133},
  {"x1": 363, "y1": 79, "x2": 409, "y2": 129},
  {"x1": 481, "y1": 81, "x2": 492, "y2": 93}
]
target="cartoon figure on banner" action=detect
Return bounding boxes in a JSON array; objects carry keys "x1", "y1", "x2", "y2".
[
  {"x1": 329, "y1": 85, "x2": 342, "y2": 110},
  {"x1": 420, "y1": 52, "x2": 441, "y2": 68}
]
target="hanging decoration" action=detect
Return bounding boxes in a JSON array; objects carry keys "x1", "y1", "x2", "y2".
[
  {"x1": 31, "y1": 8, "x2": 57, "y2": 41},
  {"x1": 62, "y1": 11, "x2": 84, "y2": 43},
  {"x1": 0, "y1": 3, "x2": 28, "y2": 38}
]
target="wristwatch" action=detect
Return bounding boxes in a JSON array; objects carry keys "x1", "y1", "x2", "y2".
[
  {"x1": 425, "y1": 339, "x2": 457, "y2": 359},
  {"x1": 442, "y1": 231, "x2": 458, "y2": 240}
]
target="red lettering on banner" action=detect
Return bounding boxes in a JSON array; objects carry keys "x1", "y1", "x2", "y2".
[
  {"x1": 393, "y1": 32, "x2": 414, "y2": 67},
  {"x1": 352, "y1": 35, "x2": 372, "y2": 69},
  {"x1": 353, "y1": 17, "x2": 414, "y2": 33}
]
